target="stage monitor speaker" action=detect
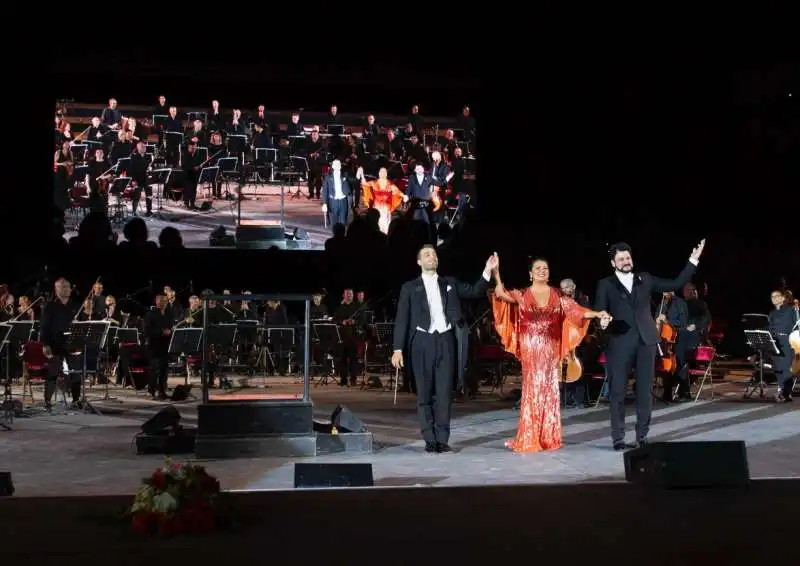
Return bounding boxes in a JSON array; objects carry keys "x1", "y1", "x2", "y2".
[
  {"x1": 294, "y1": 463, "x2": 374, "y2": 489},
  {"x1": 0, "y1": 471, "x2": 13, "y2": 496},
  {"x1": 141, "y1": 406, "x2": 182, "y2": 435},
  {"x1": 331, "y1": 404, "x2": 368, "y2": 433},
  {"x1": 624, "y1": 441, "x2": 750, "y2": 489}
]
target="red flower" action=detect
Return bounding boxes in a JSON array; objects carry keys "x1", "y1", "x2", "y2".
[
  {"x1": 131, "y1": 512, "x2": 158, "y2": 534},
  {"x1": 150, "y1": 470, "x2": 167, "y2": 490},
  {"x1": 158, "y1": 513, "x2": 185, "y2": 536}
]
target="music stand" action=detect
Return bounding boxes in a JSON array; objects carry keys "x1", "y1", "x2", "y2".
[
  {"x1": 206, "y1": 323, "x2": 237, "y2": 386},
  {"x1": 217, "y1": 157, "x2": 239, "y2": 198},
  {"x1": 150, "y1": 168, "x2": 173, "y2": 219},
  {"x1": 108, "y1": 177, "x2": 131, "y2": 224},
  {"x1": 267, "y1": 328, "x2": 295, "y2": 376},
  {"x1": 227, "y1": 135, "x2": 248, "y2": 164},
  {"x1": 65, "y1": 321, "x2": 111, "y2": 414},
  {"x1": 70, "y1": 143, "x2": 87, "y2": 162},
  {"x1": 288, "y1": 156, "x2": 309, "y2": 200},
  {"x1": 199, "y1": 166, "x2": 220, "y2": 204},
  {"x1": 743, "y1": 329, "x2": 780, "y2": 399},
  {"x1": 168, "y1": 327, "x2": 203, "y2": 387},
  {"x1": 313, "y1": 323, "x2": 341, "y2": 386}
]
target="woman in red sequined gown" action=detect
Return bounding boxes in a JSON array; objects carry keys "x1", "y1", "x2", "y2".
[
  {"x1": 358, "y1": 166, "x2": 406, "y2": 234},
  {"x1": 491, "y1": 257, "x2": 609, "y2": 453}
]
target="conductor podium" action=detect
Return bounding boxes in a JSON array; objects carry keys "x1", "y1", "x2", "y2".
[{"x1": 194, "y1": 292, "x2": 372, "y2": 459}]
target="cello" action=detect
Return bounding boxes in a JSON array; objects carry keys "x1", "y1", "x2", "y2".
[{"x1": 655, "y1": 292, "x2": 678, "y2": 373}]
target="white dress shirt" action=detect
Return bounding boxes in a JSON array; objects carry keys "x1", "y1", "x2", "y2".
[
  {"x1": 333, "y1": 172, "x2": 345, "y2": 200},
  {"x1": 615, "y1": 257, "x2": 698, "y2": 293}
]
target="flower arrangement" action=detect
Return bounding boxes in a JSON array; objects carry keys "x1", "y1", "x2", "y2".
[{"x1": 129, "y1": 459, "x2": 221, "y2": 536}]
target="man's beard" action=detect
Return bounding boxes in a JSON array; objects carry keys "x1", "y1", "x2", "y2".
[{"x1": 615, "y1": 266, "x2": 633, "y2": 273}]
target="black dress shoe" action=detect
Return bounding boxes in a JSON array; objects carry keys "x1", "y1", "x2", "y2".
[
  {"x1": 436, "y1": 443, "x2": 453, "y2": 453},
  {"x1": 613, "y1": 442, "x2": 636, "y2": 451},
  {"x1": 636, "y1": 438, "x2": 648, "y2": 448},
  {"x1": 424, "y1": 442, "x2": 438, "y2": 453}
]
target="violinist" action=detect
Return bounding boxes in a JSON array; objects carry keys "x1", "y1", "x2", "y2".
[
  {"x1": 85, "y1": 148, "x2": 112, "y2": 215},
  {"x1": 104, "y1": 295, "x2": 119, "y2": 324},
  {"x1": 125, "y1": 117, "x2": 147, "y2": 144},
  {"x1": 144, "y1": 294, "x2": 174, "y2": 400},
  {"x1": 181, "y1": 139, "x2": 202, "y2": 209},
  {"x1": 53, "y1": 140, "x2": 74, "y2": 212},
  {"x1": 768, "y1": 289, "x2": 798, "y2": 402},
  {"x1": 0, "y1": 285, "x2": 14, "y2": 321},
  {"x1": 334, "y1": 289, "x2": 362, "y2": 386},
  {"x1": 662, "y1": 283, "x2": 711, "y2": 402},
  {"x1": 129, "y1": 141, "x2": 153, "y2": 217},
  {"x1": 17, "y1": 296, "x2": 37, "y2": 321}
]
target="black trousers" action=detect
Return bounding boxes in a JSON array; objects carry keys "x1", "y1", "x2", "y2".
[
  {"x1": 410, "y1": 330, "x2": 455, "y2": 444},
  {"x1": 148, "y1": 354, "x2": 169, "y2": 395},
  {"x1": 664, "y1": 338, "x2": 697, "y2": 399},
  {"x1": 339, "y1": 341, "x2": 359, "y2": 383},
  {"x1": 307, "y1": 166, "x2": 323, "y2": 198},
  {"x1": 45, "y1": 356, "x2": 81, "y2": 405},
  {"x1": 606, "y1": 335, "x2": 657, "y2": 444},
  {"x1": 184, "y1": 178, "x2": 198, "y2": 206},
  {"x1": 132, "y1": 183, "x2": 153, "y2": 214},
  {"x1": 773, "y1": 337, "x2": 795, "y2": 396}
]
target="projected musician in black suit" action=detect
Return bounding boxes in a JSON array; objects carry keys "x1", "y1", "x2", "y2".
[
  {"x1": 391, "y1": 246, "x2": 496, "y2": 453},
  {"x1": 594, "y1": 239, "x2": 705, "y2": 451}
]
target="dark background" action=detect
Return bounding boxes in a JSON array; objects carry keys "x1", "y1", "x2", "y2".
[{"x1": 8, "y1": 42, "x2": 798, "y2": 349}]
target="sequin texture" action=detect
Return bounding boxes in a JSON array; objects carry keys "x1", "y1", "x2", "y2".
[{"x1": 492, "y1": 287, "x2": 590, "y2": 453}]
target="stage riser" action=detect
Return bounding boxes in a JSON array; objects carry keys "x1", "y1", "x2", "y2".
[
  {"x1": 2, "y1": 481, "x2": 796, "y2": 561},
  {"x1": 197, "y1": 402, "x2": 313, "y2": 436},
  {"x1": 195, "y1": 432, "x2": 373, "y2": 459}
]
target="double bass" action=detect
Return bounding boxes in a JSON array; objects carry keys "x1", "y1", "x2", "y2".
[{"x1": 655, "y1": 292, "x2": 677, "y2": 373}]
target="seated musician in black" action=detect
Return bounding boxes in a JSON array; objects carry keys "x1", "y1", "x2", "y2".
[
  {"x1": 286, "y1": 112, "x2": 303, "y2": 136},
  {"x1": 186, "y1": 120, "x2": 207, "y2": 148},
  {"x1": 144, "y1": 294, "x2": 174, "y2": 399},
  {"x1": 110, "y1": 130, "x2": 133, "y2": 165},
  {"x1": 129, "y1": 141, "x2": 152, "y2": 217},
  {"x1": 405, "y1": 134, "x2": 428, "y2": 169},
  {"x1": 85, "y1": 148, "x2": 112, "y2": 215},
  {"x1": 311, "y1": 293, "x2": 329, "y2": 319},
  {"x1": 181, "y1": 140, "x2": 202, "y2": 209},
  {"x1": 334, "y1": 289, "x2": 364, "y2": 386}
]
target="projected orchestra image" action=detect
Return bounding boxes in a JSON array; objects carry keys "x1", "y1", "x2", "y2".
[{"x1": 53, "y1": 98, "x2": 477, "y2": 249}]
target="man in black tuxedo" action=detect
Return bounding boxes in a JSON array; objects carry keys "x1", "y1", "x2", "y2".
[
  {"x1": 594, "y1": 240, "x2": 705, "y2": 450},
  {"x1": 321, "y1": 159, "x2": 352, "y2": 230},
  {"x1": 406, "y1": 163, "x2": 435, "y2": 224},
  {"x1": 391, "y1": 246, "x2": 497, "y2": 453}
]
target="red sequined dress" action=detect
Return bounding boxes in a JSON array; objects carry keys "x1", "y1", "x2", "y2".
[
  {"x1": 492, "y1": 287, "x2": 590, "y2": 453},
  {"x1": 361, "y1": 180, "x2": 404, "y2": 234}
]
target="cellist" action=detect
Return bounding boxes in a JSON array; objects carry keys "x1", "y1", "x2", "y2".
[{"x1": 662, "y1": 283, "x2": 711, "y2": 402}]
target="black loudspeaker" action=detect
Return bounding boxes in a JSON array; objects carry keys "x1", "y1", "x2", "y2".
[
  {"x1": 0, "y1": 472, "x2": 13, "y2": 496},
  {"x1": 294, "y1": 463, "x2": 374, "y2": 488},
  {"x1": 141, "y1": 406, "x2": 182, "y2": 435},
  {"x1": 331, "y1": 404, "x2": 367, "y2": 433},
  {"x1": 624, "y1": 441, "x2": 750, "y2": 489},
  {"x1": 171, "y1": 384, "x2": 192, "y2": 402}
]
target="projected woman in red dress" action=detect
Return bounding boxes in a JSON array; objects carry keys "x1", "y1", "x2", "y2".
[
  {"x1": 491, "y1": 257, "x2": 610, "y2": 453},
  {"x1": 357, "y1": 166, "x2": 407, "y2": 234}
]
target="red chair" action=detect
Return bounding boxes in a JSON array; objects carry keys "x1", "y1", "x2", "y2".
[
  {"x1": 592, "y1": 352, "x2": 609, "y2": 407},
  {"x1": 21, "y1": 341, "x2": 69, "y2": 405},
  {"x1": 689, "y1": 345, "x2": 716, "y2": 401}
]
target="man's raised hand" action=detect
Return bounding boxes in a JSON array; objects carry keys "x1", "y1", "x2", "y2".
[{"x1": 690, "y1": 239, "x2": 706, "y2": 262}]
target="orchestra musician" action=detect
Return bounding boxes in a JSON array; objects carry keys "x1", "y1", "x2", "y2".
[
  {"x1": 441, "y1": 129, "x2": 459, "y2": 161},
  {"x1": 40, "y1": 278, "x2": 82, "y2": 410},
  {"x1": 208, "y1": 100, "x2": 223, "y2": 132},
  {"x1": 457, "y1": 104, "x2": 476, "y2": 144},
  {"x1": 321, "y1": 159, "x2": 353, "y2": 230},
  {"x1": 0, "y1": 285, "x2": 14, "y2": 321},
  {"x1": 186, "y1": 119, "x2": 207, "y2": 148},
  {"x1": 104, "y1": 295, "x2": 119, "y2": 324},
  {"x1": 430, "y1": 151, "x2": 454, "y2": 222},
  {"x1": 206, "y1": 131, "x2": 225, "y2": 199},
  {"x1": 357, "y1": 166, "x2": 407, "y2": 234},
  {"x1": 85, "y1": 148, "x2": 112, "y2": 215},
  {"x1": 152, "y1": 95, "x2": 169, "y2": 146},
  {"x1": 144, "y1": 294, "x2": 174, "y2": 400},
  {"x1": 129, "y1": 141, "x2": 153, "y2": 217},
  {"x1": 87, "y1": 117, "x2": 110, "y2": 151},
  {"x1": 163, "y1": 286, "x2": 183, "y2": 321},
  {"x1": 100, "y1": 98, "x2": 123, "y2": 130},
  {"x1": 662, "y1": 282, "x2": 712, "y2": 402},
  {"x1": 17, "y1": 296, "x2": 37, "y2": 321},
  {"x1": 769, "y1": 288, "x2": 798, "y2": 402},
  {"x1": 334, "y1": 289, "x2": 362, "y2": 386},
  {"x1": 181, "y1": 139, "x2": 202, "y2": 209},
  {"x1": 110, "y1": 130, "x2": 133, "y2": 164},
  {"x1": 559, "y1": 278, "x2": 594, "y2": 408},
  {"x1": 306, "y1": 128, "x2": 326, "y2": 199},
  {"x1": 125, "y1": 117, "x2": 147, "y2": 144},
  {"x1": 385, "y1": 129, "x2": 404, "y2": 162},
  {"x1": 405, "y1": 133, "x2": 427, "y2": 168},
  {"x1": 90, "y1": 281, "x2": 106, "y2": 315},
  {"x1": 286, "y1": 111, "x2": 303, "y2": 136},
  {"x1": 237, "y1": 292, "x2": 259, "y2": 321},
  {"x1": 310, "y1": 293, "x2": 329, "y2": 319},
  {"x1": 53, "y1": 140, "x2": 74, "y2": 213},
  {"x1": 163, "y1": 106, "x2": 183, "y2": 166},
  {"x1": 408, "y1": 104, "x2": 425, "y2": 136},
  {"x1": 253, "y1": 105, "x2": 270, "y2": 132}
]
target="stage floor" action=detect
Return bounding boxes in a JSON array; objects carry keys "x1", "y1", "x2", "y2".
[
  {"x1": 64, "y1": 184, "x2": 331, "y2": 249},
  {"x1": 2, "y1": 373, "x2": 798, "y2": 496}
]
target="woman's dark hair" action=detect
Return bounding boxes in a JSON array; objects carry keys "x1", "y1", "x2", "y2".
[
  {"x1": 609, "y1": 242, "x2": 632, "y2": 259},
  {"x1": 528, "y1": 256, "x2": 549, "y2": 269}
]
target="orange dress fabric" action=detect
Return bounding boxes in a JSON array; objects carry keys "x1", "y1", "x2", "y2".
[
  {"x1": 492, "y1": 287, "x2": 590, "y2": 453},
  {"x1": 361, "y1": 180, "x2": 403, "y2": 233}
]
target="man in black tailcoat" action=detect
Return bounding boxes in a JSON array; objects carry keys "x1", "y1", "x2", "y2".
[
  {"x1": 594, "y1": 239, "x2": 705, "y2": 451},
  {"x1": 391, "y1": 246, "x2": 497, "y2": 453}
]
